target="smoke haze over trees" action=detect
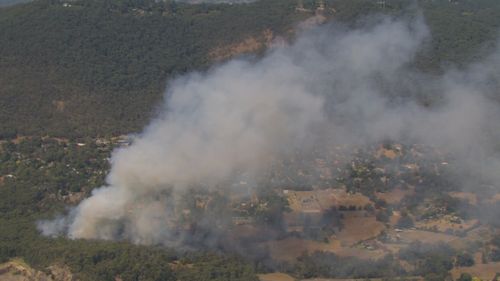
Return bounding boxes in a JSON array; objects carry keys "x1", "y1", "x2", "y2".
[{"x1": 38, "y1": 12, "x2": 500, "y2": 253}]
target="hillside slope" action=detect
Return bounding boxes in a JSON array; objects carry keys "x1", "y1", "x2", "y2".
[
  {"x1": 0, "y1": 0, "x2": 499, "y2": 138},
  {"x1": 0, "y1": 0, "x2": 307, "y2": 137}
]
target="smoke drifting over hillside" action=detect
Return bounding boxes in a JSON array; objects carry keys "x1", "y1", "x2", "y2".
[{"x1": 39, "y1": 15, "x2": 500, "y2": 248}]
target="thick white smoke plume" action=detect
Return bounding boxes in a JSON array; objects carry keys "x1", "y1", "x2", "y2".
[{"x1": 39, "y1": 15, "x2": 500, "y2": 247}]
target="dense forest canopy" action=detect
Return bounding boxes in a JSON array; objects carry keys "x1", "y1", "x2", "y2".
[
  {"x1": 0, "y1": 0, "x2": 499, "y2": 138},
  {"x1": 0, "y1": 0, "x2": 307, "y2": 137}
]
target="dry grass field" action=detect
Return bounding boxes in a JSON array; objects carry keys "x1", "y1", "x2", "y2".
[
  {"x1": 285, "y1": 189, "x2": 372, "y2": 213},
  {"x1": 336, "y1": 214, "x2": 386, "y2": 246},
  {"x1": 415, "y1": 218, "x2": 479, "y2": 233},
  {"x1": 393, "y1": 229, "x2": 457, "y2": 244},
  {"x1": 450, "y1": 262, "x2": 500, "y2": 281},
  {"x1": 265, "y1": 235, "x2": 386, "y2": 262}
]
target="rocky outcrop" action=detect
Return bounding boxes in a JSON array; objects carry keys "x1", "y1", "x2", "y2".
[{"x1": 0, "y1": 260, "x2": 76, "y2": 281}]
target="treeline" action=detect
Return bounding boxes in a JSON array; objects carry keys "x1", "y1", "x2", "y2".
[
  {"x1": 292, "y1": 251, "x2": 404, "y2": 279},
  {"x1": 286, "y1": 241, "x2": 485, "y2": 281}
]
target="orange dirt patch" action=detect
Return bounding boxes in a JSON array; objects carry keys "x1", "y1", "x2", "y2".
[
  {"x1": 11, "y1": 136, "x2": 27, "y2": 144},
  {"x1": 376, "y1": 188, "x2": 414, "y2": 205},
  {"x1": 209, "y1": 29, "x2": 274, "y2": 61},
  {"x1": 52, "y1": 100, "x2": 66, "y2": 112},
  {"x1": 389, "y1": 211, "x2": 402, "y2": 226},
  {"x1": 376, "y1": 147, "x2": 400, "y2": 159},
  {"x1": 450, "y1": 262, "x2": 500, "y2": 281},
  {"x1": 258, "y1": 273, "x2": 295, "y2": 281},
  {"x1": 168, "y1": 261, "x2": 193, "y2": 270}
]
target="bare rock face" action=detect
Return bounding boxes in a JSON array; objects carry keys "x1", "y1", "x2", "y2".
[{"x1": 0, "y1": 260, "x2": 76, "y2": 281}]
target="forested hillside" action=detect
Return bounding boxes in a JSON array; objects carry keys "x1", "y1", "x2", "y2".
[
  {"x1": 0, "y1": 0, "x2": 307, "y2": 137},
  {"x1": 1, "y1": 0, "x2": 500, "y2": 138}
]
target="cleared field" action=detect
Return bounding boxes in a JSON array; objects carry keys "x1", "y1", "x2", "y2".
[
  {"x1": 393, "y1": 229, "x2": 457, "y2": 244},
  {"x1": 336, "y1": 215, "x2": 385, "y2": 246},
  {"x1": 450, "y1": 262, "x2": 500, "y2": 281},
  {"x1": 266, "y1": 237, "x2": 341, "y2": 261}
]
